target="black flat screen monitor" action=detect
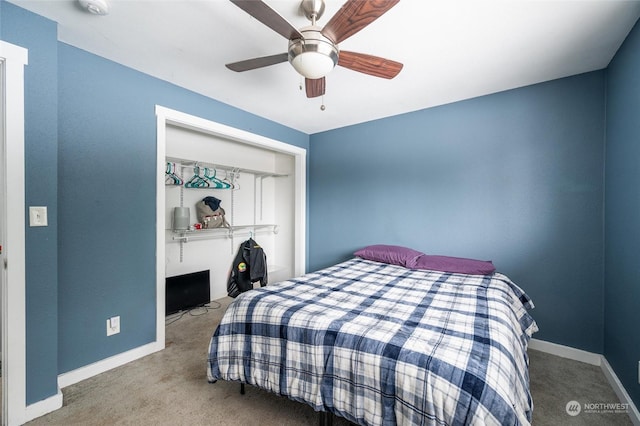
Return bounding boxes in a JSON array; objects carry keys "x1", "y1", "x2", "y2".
[{"x1": 165, "y1": 270, "x2": 210, "y2": 315}]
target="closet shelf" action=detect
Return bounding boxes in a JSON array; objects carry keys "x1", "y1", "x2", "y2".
[
  {"x1": 166, "y1": 157, "x2": 289, "y2": 179},
  {"x1": 171, "y1": 224, "x2": 278, "y2": 242}
]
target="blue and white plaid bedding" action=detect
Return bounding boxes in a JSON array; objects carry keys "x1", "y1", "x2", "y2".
[{"x1": 208, "y1": 258, "x2": 538, "y2": 425}]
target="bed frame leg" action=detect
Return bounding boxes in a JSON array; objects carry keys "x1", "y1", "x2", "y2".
[
  {"x1": 318, "y1": 411, "x2": 333, "y2": 426},
  {"x1": 240, "y1": 383, "x2": 245, "y2": 395}
]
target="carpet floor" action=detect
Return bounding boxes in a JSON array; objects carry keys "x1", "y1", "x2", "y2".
[{"x1": 26, "y1": 297, "x2": 633, "y2": 425}]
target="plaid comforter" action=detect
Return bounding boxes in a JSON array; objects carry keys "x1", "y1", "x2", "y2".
[{"x1": 208, "y1": 258, "x2": 538, "y2": 425}]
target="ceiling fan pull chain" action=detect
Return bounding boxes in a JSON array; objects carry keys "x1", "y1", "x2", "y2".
[{"x1": 320, "y1": 95, "x2": 326, "y2": 111}]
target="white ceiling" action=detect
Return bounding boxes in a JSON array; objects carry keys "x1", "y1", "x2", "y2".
[{"x1": 9, "y1": 0, "x2": 640, "y2": 134}]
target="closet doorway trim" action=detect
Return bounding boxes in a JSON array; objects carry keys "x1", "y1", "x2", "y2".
[{"x1": 155, "y1": 105, "x2": 307, "y2": 347}]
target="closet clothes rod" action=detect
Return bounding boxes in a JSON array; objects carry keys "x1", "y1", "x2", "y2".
[{"x1": 166, "y1": 157, "x2": 289, "y2": 179}]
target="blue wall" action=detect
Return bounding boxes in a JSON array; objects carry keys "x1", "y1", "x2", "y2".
[
  {"x1": 309, "y1": 72, "x2": 606, "y2": 353},
  {"x1": 1, "y1": 2, "x2": 60, "y2": 404},
  {"x1": 604, "y1": 18, "x2": 640, "y2": 407},
  {"x1": 57, "y1": 44, "x2": 308, "y2": 374},
  {"x1": 2, "y1": 2, "x2": 308, "y2": 404}
]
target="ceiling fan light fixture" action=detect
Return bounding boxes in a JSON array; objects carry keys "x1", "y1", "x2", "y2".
[
  {"x1": 288, "y1": 28, "x2": 338, "y2": 79},
  {"x1": 290, "y1": 50, "x2": 336, "y2": 79}
]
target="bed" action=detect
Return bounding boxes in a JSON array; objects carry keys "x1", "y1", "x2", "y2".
[{"x1": 207, "y1": 256, "x2": 538, "y2": 425}]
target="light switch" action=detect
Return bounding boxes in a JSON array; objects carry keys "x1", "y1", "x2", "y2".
[{"x1": 29, "y1": 206, "x2": 48, "y2": 227}]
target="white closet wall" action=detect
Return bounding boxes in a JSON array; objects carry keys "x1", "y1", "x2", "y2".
[{"x1": 164, "y1": 124, "x2": 296, "y2": 300}]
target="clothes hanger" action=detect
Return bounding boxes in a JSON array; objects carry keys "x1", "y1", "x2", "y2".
[
  {"x1": 171, "y1": 163, "x2": 182, "y2": 185},
  {"x1": 165, "y1": 162, "x2": 174, "y2": 184},
  {"x1": 204, "y1": 168, "x2": 231, "y2": 189},
  {"x1": 165, "y1": 162, "x2": 183, "y2": 185},
  {"x1": 225, "y1": 168, "x2": 240, "y2": 190},
  {"x1": 202, "y1": 168, "x2": 221, "y2": 188},
  {"x1": 222, "y1": 169, "x2": 236, "y2": 189},
  {"x1": 185, "y1": 165, "x2": 209, "y2": 188}
]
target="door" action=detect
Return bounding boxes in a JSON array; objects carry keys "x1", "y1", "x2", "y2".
[
  {"x1": 0, "y1": 54, "x2": 5, "y2": 424},
  {"x1": 1, "y1": 40, "x2": 28, "y2": 426}
]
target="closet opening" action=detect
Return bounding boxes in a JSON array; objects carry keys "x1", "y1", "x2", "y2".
[{"x1": 155, "y1": 106, "x2": 306, "y2": 347}]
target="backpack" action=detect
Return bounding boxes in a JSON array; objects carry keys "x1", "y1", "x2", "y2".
[{"x1": 196, "y1": 197, "x2": 229, "y2": 229}]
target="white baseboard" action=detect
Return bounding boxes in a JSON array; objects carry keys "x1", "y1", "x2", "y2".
[
  {"x1": 22, "y1": 341, "x2": 165, "y2": 422},
  {"x1": 58, "y1": 340, "x2": 164, "y2": 388},
  {"x1": 529, "y1": 338, "x2": 602, "y2": 366},
  {"x1": 530, "y1": 338, "x2": 640, "y2": 425},
  {"x1": 24, "y1": 389, "x2": 63, "y2": 423},
  {"x1": 601, "y1": 357, "x2": 640, "y2": 426}
]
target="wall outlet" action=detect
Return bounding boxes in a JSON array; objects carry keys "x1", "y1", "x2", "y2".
[{"x1": 107, "y1": 316, "x2": 120, "y2": 336}]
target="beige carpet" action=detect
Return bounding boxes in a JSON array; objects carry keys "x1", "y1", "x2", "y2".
[{"x1": 26, "y1": 297, "x2": 633, "y2": 425}]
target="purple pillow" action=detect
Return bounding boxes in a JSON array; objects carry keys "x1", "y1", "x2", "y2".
[
  {"x1": 354, "y1": 245, "x2": 423, "y2": 267},
  {"x1": 407, "y1": 255, "x2": 496, "y2": 275}
]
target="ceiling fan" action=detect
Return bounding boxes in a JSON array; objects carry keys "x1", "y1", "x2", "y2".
[{"x1": 226, "y1": 0, "x2": 403, "y2": 99}]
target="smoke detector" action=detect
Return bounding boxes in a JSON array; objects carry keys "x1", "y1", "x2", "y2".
[{"x1": 78, "y1": 0, "x2": 110, "y2": 15}]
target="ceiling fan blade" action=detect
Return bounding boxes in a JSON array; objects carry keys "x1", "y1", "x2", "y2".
[
  {"x1": 230, "y1": 0, "x2": 304, "y2": 40},
  {"x1": 305, "y1": 77, "x2": 325, "y2": 98},
  {"x1": 338, "y1": 51, "x2": 403, "y2": 79},
  {"x1": 226, "y1": 53, "x2": 289, "y2": 72},
  {"x1": 321, "y1": 0, "x2": 400, "y2": 44}
]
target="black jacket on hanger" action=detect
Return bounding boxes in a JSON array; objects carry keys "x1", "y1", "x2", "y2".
[{"x1": 227, "y1": 238, "x2": 268, "y2": 298}]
